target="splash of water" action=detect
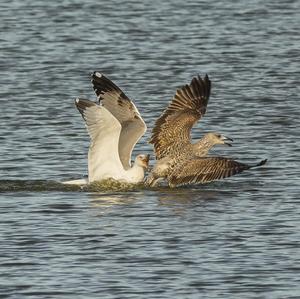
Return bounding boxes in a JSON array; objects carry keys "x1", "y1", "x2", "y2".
[{"x1": 84, "y1": 178, "x2": 145, "y2": 192}]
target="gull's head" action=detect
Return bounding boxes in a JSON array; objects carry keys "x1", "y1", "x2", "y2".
[
  {"x1": 135, "y1": 154, "x2": 150, "y2": 169},
  {"x1": 206, "y1": 132, "x2": 233, "y2": 147}
]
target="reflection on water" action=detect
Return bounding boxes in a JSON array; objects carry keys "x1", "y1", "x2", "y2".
[{"x1": 89, "y1": 193, "x2": 139, "y2": 214}]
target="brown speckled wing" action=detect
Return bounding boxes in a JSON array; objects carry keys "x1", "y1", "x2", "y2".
[
  {"x1": 168, "y1": 157, "x2": 252, "y2": 187},
  {"x1": 91, "y1": 72, "x2": 147, "y2": 170},
  {"x1": 149, "y1": 75, "x2": 211, "y2": 160}
]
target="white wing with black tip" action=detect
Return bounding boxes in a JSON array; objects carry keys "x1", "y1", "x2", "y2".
[{"x1": 91, "y1": 72, "x2": 147, "y2": 170}]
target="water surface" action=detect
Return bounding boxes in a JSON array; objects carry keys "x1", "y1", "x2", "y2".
[{"x1": 1, "y1": 0, "x2": 299, "y2": 298}]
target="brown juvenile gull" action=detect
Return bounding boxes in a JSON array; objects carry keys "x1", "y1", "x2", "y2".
[
  {"x1": 146, "y1": 74, "x2": 267, "y2": 187},
  {"x1": 63, "y1": 72, "x2": 149, "y2": 185}
]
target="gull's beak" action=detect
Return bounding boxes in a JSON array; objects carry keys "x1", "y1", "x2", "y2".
[
  {"x1": 221, "y1": 135, "x2": 233, "y2": 147},
  {"x1": 142, "y1": 154, "x2": 150, "y2": 169}
]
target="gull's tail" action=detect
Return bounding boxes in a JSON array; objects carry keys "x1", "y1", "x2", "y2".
[{"x1": 250, "y1": 159, "x2": 268, "y2": 168}]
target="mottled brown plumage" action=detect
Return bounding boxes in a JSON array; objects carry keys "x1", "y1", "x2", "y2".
[
  {"x1": 146, "y1": 74, "x2": 267, "y2": 187},
  {"x1": 149, "y1": 75, "x2": 211, "y2": 160},
  {"x1": 168, "y1": 157, "x2": 267, "y2": 187}
]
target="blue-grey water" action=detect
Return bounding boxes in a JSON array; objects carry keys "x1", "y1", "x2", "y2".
[{"x1": 1, "y1": 0, "x2": 299, "y2": 298}]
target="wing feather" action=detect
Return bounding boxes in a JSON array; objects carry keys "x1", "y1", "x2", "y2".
[
  {"x1": 91, "y1": 72, "x2": 146, "y2": 169},
  {"x1": 149, "y1": 75, "x2": 211, "y2": 160},
  {"x1": 75, "y1": 98, "x2": 124, "y2": 182},
  {"x1": 168, "y1": 157, "x2": 251, "y2": 186}
]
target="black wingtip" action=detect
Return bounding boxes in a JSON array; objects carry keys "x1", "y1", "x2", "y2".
[
  {"x1": 74, "y1": 97, "x2": 81, "y2": 105},
  {"x1": 74, "y1": 97, "x2": 81, "y2": 106},
  {"x1": 90, "y1": 71, "x2": 122, "y2": 98},
  {"x1": 91, "y1": 71, "x2": 103, "y2": 79},
  {"x1": 255, "y1": 159, "x2": 268, "y2": 167},
  {"x1": 74, "y1": 98, "x2": 95, "y2": 110}
]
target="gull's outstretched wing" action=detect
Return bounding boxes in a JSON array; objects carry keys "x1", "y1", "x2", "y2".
[
  {"x1": 168, "y1": 157, "x2": 267, "y2": 187},
  {"x1": 91, "y1": 72, "x2": 147, "y2": 170},
  {"x1": 149, "y1": 75, "x2": 211, "y2": 160},
  {"x1": 75, "y1": 98, "x2": 124, "y2": 182}
]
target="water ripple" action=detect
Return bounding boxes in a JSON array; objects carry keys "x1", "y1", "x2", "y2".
[{"x1": 1, "y1": 0, "x2": 299, "y2": 298}]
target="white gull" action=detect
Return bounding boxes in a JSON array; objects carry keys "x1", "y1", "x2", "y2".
[{"x1": 63, "y1": 72, "x2": 149, "y2": 185}]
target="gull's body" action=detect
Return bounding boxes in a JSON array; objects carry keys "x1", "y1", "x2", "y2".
[
  {"x1": 146, "y1": 75, "x2": 267, "y2": 187},
  {"x1": 63, "y1": 73, "x2": 149, "y2": 185}
]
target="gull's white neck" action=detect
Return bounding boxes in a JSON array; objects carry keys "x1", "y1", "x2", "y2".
[{"x1": 125, "y1": 162, "x2": 145, "y2": 183}]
